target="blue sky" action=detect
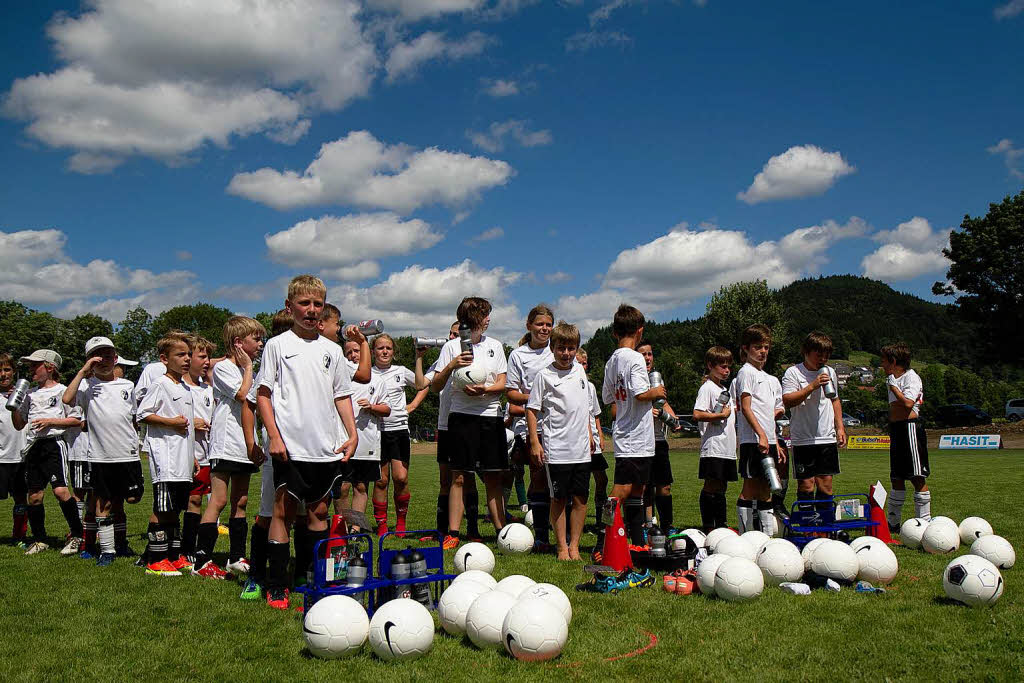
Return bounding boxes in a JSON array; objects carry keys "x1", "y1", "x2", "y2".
[{"x1": 1, "y1": 0, "x2": 1022, "y2": 342}]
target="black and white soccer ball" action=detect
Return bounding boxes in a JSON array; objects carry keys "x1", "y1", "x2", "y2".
[{"x1": 943, "y1": 555, "x2": 1004, "y2": 607}]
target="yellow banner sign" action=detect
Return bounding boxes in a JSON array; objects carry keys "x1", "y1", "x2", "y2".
[{"x1": 847, "y1": 435, "x2": 891, "y2": 450}]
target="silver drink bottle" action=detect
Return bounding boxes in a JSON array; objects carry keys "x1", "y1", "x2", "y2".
[
  {"x1": 821, "y1": 368, "x2": 837, "y2": 399},
  {"x1": 5, "y1": 379, "x2": 30, "y2": 412},
  {"x1": 414, "y1": 337, "x2": 448, "y2": 349},
  {"x1": 357, "y1": 319, "x2": 384, "y2": 335}
]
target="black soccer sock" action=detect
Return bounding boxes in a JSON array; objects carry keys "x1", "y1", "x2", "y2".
[
  {"x1": 772, "y1": 480, "x2": 789, "y2": 513},
  {"x1": 181, "y1": 511, "x2": 200, "y2": 557},
  {"x1": 655, "y1": 495, "x2": 673, "y2": 530},
  {"x1": 642, "y1": 487, "x2": 654, "y2": 521},
  {"x1": 594, "y1": 488, "x2": 608, "y2": 528},
  {"x1": 528, "y1": 492, "x2": 550, "y2": 545},
  {"x1": 149, "y1": 525, "x2": 169, "y2": 563},
  {"x1": 624, "y1": 497, "x2": 646, "y2": 545},
  {"x1": 250, "y1": 524, "x2": 269, "y2": 584},
  {"x1": 267, "y1": 539, "x2": 290, "y2": 591},
  {"x1": 59, "y1": 498, "x2": 84, "y2": 537},
  {"x1": 167, "y1": 523, "x2": 181, "y2": 562},
  {"x1": 27, "y1": 504, "x2": 46, "y2": 541},
  {"x1": 714, "y1": 492, "x2": 728, "y2": 529},
  {"x1": 196, "y1": 522, "x2": 218, "y2": 563},
  {"x1": 228, "y1": 517, "x2": 248, "y2": 563},
  {"x1": 464, "y1": 476, "x2": 480, "y2": 537},
  {"x1": 294, "y1": 526, "x2": 312, "y2": 585},
  {"x1": 436, "y1": 494, "x2": 449, "y2": 534},
  {"x1": 699, "y1": 491, "x2": 716, "y2": 531},
  {"x1": 114, "y1": 512, "x2": 127, "y2": 552}
]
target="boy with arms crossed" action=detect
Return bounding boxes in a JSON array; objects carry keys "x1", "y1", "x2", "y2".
[
  {"x1": 180, "y1": 336, "x2": 214, "y2": 566},
  {"x1": 0, "y1": 353, "x2": 28, "y2": 545},
  {"x1": 881, "y1": 342, "x2": 931, "y2": 529},
  {"x1": 692, "y1": 346, "x2": 737, "y2": 532}
]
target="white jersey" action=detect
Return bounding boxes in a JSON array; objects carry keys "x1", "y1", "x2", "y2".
[
  {"x1": 735, "y1": 363, "x2": 778, "y2": 445},
  {"x1": 373, "y1": 364, "x2": 417, "y2": 432},
  {"x1": 695, "y1": 379, "x2": 736, "y2": 460},
  {"x1": 23, "y1": 383, "x2": 74, "y2": 439},
  {"x1": 0, "y1": 387, "x2": 26, "y2": 463},
  {"x1": 64, "y1": 407, "x2": 88, "y2": 462},
  {"x1": 351, "y1": 371, "x2": 387, "y2": 461},
  {"x1": 434, "y1": 336, "x2": 507, "y2": 417},
  {"x1": 586, "y1": 381, "x2": 602, "y2": 454},
  {"x1": 134, "y1": 362, "x2": 166, "y2": 404},
  {"x1": 138, "y1": 375, "x2": 195, "y2": 483},
  {"x1": 527, "y1": 362, "x2": 591, "y2": 465},
  {"x1": 210, "y1": 360, "x2": 251, "y2": 464},
  {"x1": 601, "y1": 347, "x2": 654, "y2": 458},
  {"x1": 887, "y1": 369, "x2": 924, "y2": 416},
  {"x1": 258, "y1": 330, "x2": 352, "y2": 462},
  {"x1": 424, "y1": 357, "x2": 454, "y2": 431},
  {"x1": 75, "y1": 377, "x2": 138, "y2": 463},
  {"x1": 506, "y1": 343, "x2": 553, "y2": 437},
  {"x1": 782, "y1": 363, "x2": 839, "y2": 446},
  {"x1": 187, "y1": 379, "x2": 214, "y2": 466}
]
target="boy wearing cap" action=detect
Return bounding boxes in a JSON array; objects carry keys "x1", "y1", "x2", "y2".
[
  {"x1": 0, "y1": 352, "x2": 28, "y2": 546},
  {"x1": 9, "y1": 350, "x2": 85, "y2": 555},
  {"x1": 63, "y1": 337, "x2": 141, "y2": 566}
]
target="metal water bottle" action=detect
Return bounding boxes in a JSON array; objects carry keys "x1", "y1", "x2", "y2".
[
  {"x1": 407, "y1": 549, "x2": 432, "y2": 606},
  {"x1": 761, "y1": 455, "x2": 785, "y2": 495},
  {"x1": 458, "y1": 322, "x2": 473, "y2": 356},
  {"x1": 648, "y1": 371, "x2": 665, "y2": 408},
  {"x1": 820, "y1": 367, "x2": 837, "y2": 399},
  {"x1": 345, "y1": 557, "x2": 367, "y2": 587},
  {"x1": 415, "y1": 337, "x2": 448, "y2": 349},
  {"x1": 357, "y1": 319, "x2": 384, "y2": 335},
  {"x1": 715, "y1": 389, "x2": 730, "y2": 413},
  {"x1": 5, "y1": 379, "x2": 30, "y2": 412},
  {"x1": 649, "y1": 526, "x2": 667, "y2": 558},
  {"x1": 390, "y1": 552, "x2": 410, "y2": 581}
]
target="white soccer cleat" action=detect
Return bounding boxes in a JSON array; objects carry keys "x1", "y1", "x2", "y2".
[
  {"x1": 25, "y1": 542, "x2": 49, "y2": 555},
  {"x1": 226, "y1": 558, "x2": 251, "y2": 575},
  {"x1": 60, "y1": 536, "x2": 83, "y2": 556}
]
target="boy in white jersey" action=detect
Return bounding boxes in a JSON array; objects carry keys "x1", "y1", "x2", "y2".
[
  {"x1": 181, "y1": 336, "x2": 214, "y2": 567},
  {"x1": 527, "y1": 322, "x2": 592, "y2": 561},
  {"x1": 10, "y1": 350, "x2": 84, "y2": 555},
  {"x1": 881, "y1": 342, "x2": 931, "y2": 529},
  {"x1": 576, "y1": 350, "x2": 606, "y2": 534},
  {"x1": 62, "y1": 401, "x2": 89, "y2": 555},
  {"x1": 636, "y1": 340, "x2": 681, "y2": 532},
  {"x1": 346, "y1": 344, "x2": 391, "y2": 526},
  {"x1": 0, "y1": 353, "x2": 29, "y2": 546},
  {"x1": 138, "y1": 335, "x2": 197, "y2": 576},
  {"x1": 735, "y1": 324, "x2": 786, "y2": 536},
  {"x1": 195, "y1": 316, "x2": 264, "y2": 579},
  {"x1": 601, "y1": 305, "x2": 666, "y2": 548},
  {"x1": 782, "y1": 332, "x2": 846, "y2": 525},
  {"x1": 692, "y1": 346, "x2": 737, "y2": 532},
  {"x1": 63, "y1": 337, "x2": 141, "y2": 566},
  {"x1": 257, "y1": 275, "x2": 357, "y2": 610}
]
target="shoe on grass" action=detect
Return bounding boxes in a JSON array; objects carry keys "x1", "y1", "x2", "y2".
[
  {"x1": 192, "y1": 560, "x2": 230, "y2": 580},
  {"x1": 240, "y1": 579, "x2": 262, "y2": 600},
  {"x1": 25, "y1": 541, "x2": 49, "y2": 555},
  {"x1": 96, "y1": 553, "x2": 115, "y2": 568},
  {"x1": 146, "y1": 559, "x2": 182, "y2": 576},
  {"x1": 226, "y1": 558, "x2": 251, "y2": 575},
  {"x1": 170, "y1": 556, "x2": 193, "y2": 572},
  {"x1": 217, "y1": 524, "x2": 229, "y2": 536},
  {"x1": 79, "y1": 549, "x2": 96, "y2": 560},
  {"x1": 60, "y1": 536, "x2": 83, "y2": 556},
  {"x1": 442, "y1": 535, "x2": 459, "y2": 551},
  {"x1": 266, "y1": 588, "x2": 290, "y2": 610}
]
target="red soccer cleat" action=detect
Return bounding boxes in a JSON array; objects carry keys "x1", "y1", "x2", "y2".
[
  {"x1": 266, "y1": 588, "x2": 290, "y2": 610},
  {"x1": 191, "y1": 560, "x2": 230, "y2": 580}
]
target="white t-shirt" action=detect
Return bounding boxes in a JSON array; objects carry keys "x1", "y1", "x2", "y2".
[
  {"x1": 506, "y1": 343, "x2": 554, "y2": 437},
  {"x1": 134, "y1": 362, "x2": 166, "y2": 404},
  {"x1": 65, "y1": 407, "x2": 88, "y2": 462},
  {"x1": 351, "y1": 372, "x2": 387, "y2": 461},
  {"x1": 373, "y1": 364, "x2": 417, "y2": 432},
  {"x1": 23, "y1": 384, "x2": 74, "y2": 439},
  {"x1": 601, "y1": 347, "x2": 654, "y2": 458},
  {"x1": 695, "y1": 379, "x2": 737, "y2": 460},
  {"x1": 138, "y1": 375, "x2": 195, "y2": 483},
  {"x1": 210, "y1": 361, "x2": 251, "y2": 464},
  {"x1": 527, "y1": 362, "x2": 591, "y2": 465},
  {"x1": 586, "y1": 381, "x2": 602, "y2": 454},
  {"x1": 187, "y1": 379, "x2": 214, "y2": 466},
  {"x1": 424, "y1": 358, "x2": 454, "y2": 431},
  {"x1": 735, "y1": 363, "x2": 778, "y2": 446},
  {"x1": 434, "y1": 336, "x2": 508, "y2": 417},
  {"x1": 76, "y1": 377, "x2": 138, "y2": 463},
  {"x1": 888, "y1": 369, "x2": 924, "y2": 416},
  {"x1": 782, "y1": 363, "x2": 838, "y2": 446},
  {"x1": 258, "y1": 330, "x2": 352, "y2": 462},
  {"x1": 0, "y1": 387, "x2": 26, "y2": 463}
]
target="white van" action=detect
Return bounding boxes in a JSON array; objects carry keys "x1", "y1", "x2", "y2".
[{"x1": 1006, "y1": 398, "x2": 1024, "y2": 422}]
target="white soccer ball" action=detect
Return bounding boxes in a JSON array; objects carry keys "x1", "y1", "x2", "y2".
[
  {"x1": 696, "y1": 553, "x2": 731, "y2": 596},
  {"x1": 705, "y1": 527, "x2": 738, "y2": 554},
  {"x1": 900, "y1": 518, "x2": 928, "y2": 549},
  {"x1": 801, "y1": 538, "x2": 830, "y2": 572},
  {"x1": 524, "y1": 509, "x2": 534, "y2": 527},
  {"x1": 921, "y1": 521, "x2": 960, "y2": 555},
  {"x1": 714, "y1": 557, "x2": 765, "y2": 602},
  {"x1": 495, "y1": 574, "x2": 536, "y2": 598},
  {"x1": 714, "y1": 535, "x2": 757, "y2": 562},
  {"x1": 679, "y1": 528, "x2": 707, "y2": 549},
  {"x1": 855, "y1": 542, "x2": 899, "y2": 584},
  {"x1": 943, "y1": 555, "x2": 1004, "y2": 607},
  {"x1": 756, "y1": 541, "x2": 805, "y2": 585},
  {"x1": 741, "y1": 530, "x2": 771, "y2": 553},
  {"x1": 971, "y1": 535, "x2": 1015, "y2": 570},
  {"x1": 497, "y1": 523, "x2": 534, "y2": 554},
  {"x1": 466, "y1": 590, "x2": 519, "y2": 649},
  {"x1": 809, "y1": 540, "x2": 859, "y2": 583},
  {"x1": 302, "y1": 595, "x2": 370, "y2": 659},
  {"x1": 502, "y1": 598, "x2": 568, "y2": 662},
  {"x1": 930, "y1": 516, "x2": 957, "y2": 529},
  {"x1": 438, "y1": 580, "x2": 491, "y2": 636},
  {"x1": 958, "y1": 517, "x2": 993, "y2": 547},
  {"x1": 849, "y1": 535, "x2": 887, "y2": 552},
  {"x1": 367, "y1": 598, "x2": 435, "y2": 661},
  {"x1": 519, "y1": 582, "x2": 572, "y2": 625},
  {"x1": 454, "y1": 542, "x2": 495, "y2": 574},
  {"x1": 452, "y1": 365, "x2": 489, "y2": 390},
  {"x1": 452, "y1": 569, "x2": 498, "y2": 589}
]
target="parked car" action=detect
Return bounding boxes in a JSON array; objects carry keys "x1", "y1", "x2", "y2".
[
  {"x1": 673, "y1": 418, "x2": 699, "y2": 436},
  {"x1": 842, "y1": 413, "x2": 861, "y2": 428},
  {"x1": 1006, "y1": 398, "x2": 1024, "y2": 422},
  {"x1": 935, "y1": 404, "x2": 992, "y2": 428}
]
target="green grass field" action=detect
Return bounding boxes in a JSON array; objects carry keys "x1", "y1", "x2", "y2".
[{"x1": 1, "y1": 449, "x2": 1022, "y2": 682}]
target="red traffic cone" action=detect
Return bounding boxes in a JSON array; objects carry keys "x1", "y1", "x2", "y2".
[
  {"x1": 866, "y1": 484, "x2": 895, "y2": 544},
  {"x1": 601, "y1": 497, "x2": 632, "y2": 572}
]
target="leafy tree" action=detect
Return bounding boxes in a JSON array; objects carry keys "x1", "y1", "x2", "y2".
[
  {"x1": 113, "y1": 307, "x2": 154, "y2": 366},
  {"x1": 152, "y1": 303, "x2": 234, "y2": 354},
  {"x1": 699, "y1": 280, "x2": 793, "y2": 373}
]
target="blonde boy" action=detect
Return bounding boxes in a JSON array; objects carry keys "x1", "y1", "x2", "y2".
[{"x1": 692, "y1": 346, "x2": 737, "y2": 531}]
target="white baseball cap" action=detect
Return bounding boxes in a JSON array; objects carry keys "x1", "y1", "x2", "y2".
[
  {"x1": 20, "y1": 349, "x2": 63, "y2": 368},
  {"x1": 116, "y1": 357, "x2": 139, "y2": 367},
  {"x1": 85, "y1": 336, "x2": 117, "y2": 356}
]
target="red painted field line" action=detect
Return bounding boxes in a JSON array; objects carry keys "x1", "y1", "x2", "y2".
[{"x1": 604, "y1": 629, "x2": 659, "y2": 662}]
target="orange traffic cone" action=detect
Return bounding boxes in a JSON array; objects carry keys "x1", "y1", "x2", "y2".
[
  {"x1": 600, "y1": 497, "x2": 632, "y2": 572},
  {"x1": 866, "y1": 484, "x2": 895, "y2": 544}
]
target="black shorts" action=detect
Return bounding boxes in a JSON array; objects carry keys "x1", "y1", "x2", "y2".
[
  {"x1": 24, "y1": 439, "x2": 69, "y2": 491},
  {"x1": 590, "y1": 452, "x2": 608, "y2": 472},
  {"x1": 793, "y1": 443, "x2": 841, "y2": 479},
  {"x1": 211, "y1": 458, "x2": 259, "y2": 475},
  {"x1": 344, "y1": 459, "x2": 381, "y2": 484},
  {"x1": 613, "y1": 457, "x2": 653, "y2": 486},
  {"x1": 698, "y1": 457, "x2": 738, "y2": 482},
  {"x1": 0, "y1": 462, "x2": 27, "y2": 499},
  {"x1": 92, "y1": 461, "x2": 145, "y2": 501},
  {"x1": 446, "y1": 413, "x2": 509, "y2": 473},
  {"x1": 380, "y1": 430, "x2": 411, "y2": 464},
  {"x1": 650, "y1": 440, "x2": 674, "y2": 486},
  {"x1": 889, "y1": 419, "x2": 930, "y2": 480},
  {"x1": 738, "y1": 443, "x2": 780, "y2": 480},
  {"x1": 152, "y1": 481, "x2": 191, "y2": 514},
  {"x1": 435, "y1": 429, "x2": 450, "y2": 465},
  {"x1": 546, "y1": 462, "x2": 591, "y2": 501},
  {"x1": 273, "y1": 458, "x2": 344, "y2": 504},
  {"x1": 70, "y1": 460, "x2": 92, "y2": 491}
]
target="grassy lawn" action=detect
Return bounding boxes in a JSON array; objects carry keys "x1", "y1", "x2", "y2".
[{"x1": 1, "y1": 449, "x2": 1022, "y2": 682}]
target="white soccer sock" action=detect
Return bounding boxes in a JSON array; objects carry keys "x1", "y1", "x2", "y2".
[
  {"x1": 97, "y1": 517, "x2": 115, "y2": 555},
  {"x1": 757, "y1": 504, "x2": 776, "y2": 537},
  {"x1": 913, "y1": 491, "x2": 931, "y2": 521},
  {"x1": 76, "y1": 500, "x2": 86, "y2": 524},
  {"x1": 887, "y1": 490, "x2": 906, "y2": 527},
  {"x1": 737, "y1": 500, "x2": 754, "y2": 533}
]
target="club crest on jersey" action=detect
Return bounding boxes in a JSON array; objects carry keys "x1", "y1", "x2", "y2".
[
  {"x1": 323, "y1": 354, "x2": 332, "y2": 372},
  {"x1": 121, "y1": 389, "x2": 129, "y2": 401},
  {"x1": 488, "y1": 349, "x2": 495, "y2": 357},
  {"x1": 48, "y1": 396, "x2": 58, "y2": 408},
  {"x1": 205, "y1": 396, "x2": 211, "y2": 407}
]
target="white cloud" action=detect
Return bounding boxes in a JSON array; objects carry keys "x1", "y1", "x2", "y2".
[
  {"x1": 3, "y1": 0, "x2": 377, "y2": 171},
  {"x1": 565, "y1": 30, "x2": 632, "y2": 52},
  {"x1": 385, "y1": 31, "x2": 493, "y2": 82},
  {"x1": 467, "y1": 227, "x2": 505, "y2": 244},
  {"x1": 737, "y1": 144, "x2": 855, "y2": 204},
  {"x1": 481, "y1": 78, "x2": 520, "y2": 97},
  {"x1": 58, "y1": 284, "x2": 204, "y2": 323},
  {"x1": 861, "y1": 217, "x2": 951, "y2": 281},
  {"x1": 467, "y1": 120, "x2": 553, "y2": 153},
  {"x1": 264, "y1": 212, "x2": 443, "y2": 281},
  {"x1": 227, "y1": 130, "x2": 513, "y2": 213},
  {"x1": 366, "y1": 0, "x2": 486, "y2": 21},
  {"x1": 987, "y1": 138, "x2": 1024, "y2": 179},
  {"x1": 589, "y1": 0, "x2": 631, "y2": 26},
  {"x1": 544, "y1": 271, "x2": 572, "y2": 283},
  {"x1": 994, "y1": 0, "x2": 1024, "y2": 19}
]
